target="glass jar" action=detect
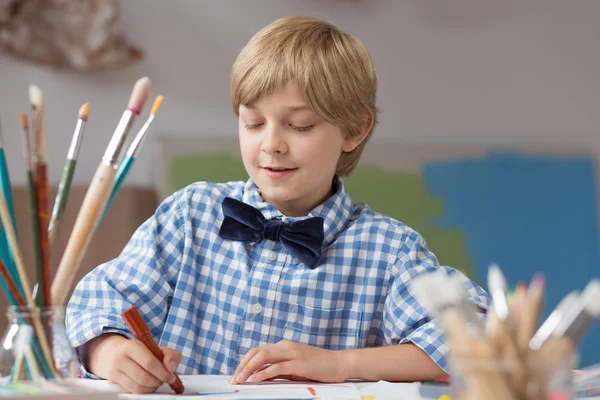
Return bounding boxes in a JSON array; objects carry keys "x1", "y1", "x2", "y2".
[
  {"x1": 449, "y1": 354, "x2": 576, "y2": 400},
  {"x1": 0, "y1": 306, "x2": 80, "y2": 381}
]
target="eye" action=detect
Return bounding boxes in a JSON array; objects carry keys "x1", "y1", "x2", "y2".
[
  {"x1": 290, "y1": 124, "x2": 314, "y2": 132},
  {"x1": 244, "y1": 123, "x2": 264, "y2": 130}
]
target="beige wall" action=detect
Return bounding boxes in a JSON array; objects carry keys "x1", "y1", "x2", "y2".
[{"x1": 0, "y1": 0, "x2": 599, "y2": 188}]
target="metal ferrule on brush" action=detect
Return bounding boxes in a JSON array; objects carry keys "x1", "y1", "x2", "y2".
[
  {"x1": 529, "y1": 291, "x2": 578, "y2": 350},
  {"x1": 554, "y1": 305, "x2": 595, "y2": 343},
  {"x1": 103, "y1": 110, "x2": 136, "y2": 168},
  {"x1": 529, "y1": 312, "x2": 563, "y2": 350},
  {"x1": 67, "y1": 120, "x2": 85, "y2": 160},
  {"x1": 126, "y1": 115, "x2": 154, "y2": 158}
]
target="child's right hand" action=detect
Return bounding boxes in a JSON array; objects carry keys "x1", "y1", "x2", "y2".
[{"x1": 86, "y1": 333, "x2": 182, "y2": 394}]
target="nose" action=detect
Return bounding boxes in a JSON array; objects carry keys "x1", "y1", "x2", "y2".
[{"x1": 260, "y1": 125, "x2": 288, "y2": 155}]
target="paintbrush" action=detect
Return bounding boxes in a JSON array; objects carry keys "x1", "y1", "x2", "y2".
[
  {"x1": 486, "y1": 265, "x2": 526, "y2": 395},
  {"x1": 508, "y1": 281, "x2": 527, "y2": 340},
  {"x1": 102, "y1": 95, "x2": 163, "y2": 220},
  {"x1": 1, "y1": 254, "x2": 54, "y2": 379},
  {"x1": 0, "y1": 115, "x2": 18, "y2": 236},
  {"x1": 29, "y1": 85, "x2": 52, "y2": 309},
  {"x1": 14, "y1": 325, "x2": 41, "y2": 381},
  {"x1": 19, "y1": 112, "x2": 42, "y2": 303},
  {"x1": 529, "y1": 290, "x2": 579, "y2": 350},
  {"x1": 1, "y1": 257, "x2": 54, "y2": 379},
  {"x1": 412, "y1": 272, "x2": 516, "y2": 400},
  {"x1": 48, "y1": 102, "x2": 90, "y2": 244},
  {"x1": 0, "y1": 115, "x2": 20, "y2": 292},
  {"x1": 51, "y1": 77, "x2": 151, "y2": 306},
  {"x1": 0, "y1": 164, "x2": 54, "y2": 374},
  {"x1": 551, "y1": 279, "x2": 600, "y2": 343},
  {"x1": 518, "y1": 273, "x2": 545, "y2": 353},
  {"x1": 0, "y1": 258, "x2": 26, "y2": 307}
]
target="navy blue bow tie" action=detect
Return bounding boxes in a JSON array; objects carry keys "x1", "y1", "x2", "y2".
[{"x1": 218, "y1": 197, "x2": 324, "y2": 269}]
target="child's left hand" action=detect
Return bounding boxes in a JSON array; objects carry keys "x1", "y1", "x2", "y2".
[{"x1": 231, "y1": 340, "x2": 349, "y2": 384}]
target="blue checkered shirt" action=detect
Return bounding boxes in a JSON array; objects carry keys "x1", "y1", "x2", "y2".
[{"x1": 66, "y1": 178, "x2": 491, "y2": 377}]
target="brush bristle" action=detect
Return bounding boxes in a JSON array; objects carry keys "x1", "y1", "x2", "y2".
[
  {"x1": 151, "y1": 95, "x2": 164, "y2": 115},
  {"x1": 581, "y1": 279, "x2": 600, "y2": 318},
  {"x1": 20, "y1": 113, "x2": 28, "y2": 130},
  {"x1": 78, "y1": 103, "x2": 90, "y2": 121},
  {"x1": 411, "y1": 271, "x2": 464, "y2": 316},
  {"x1": 487, "y1": 264, "x2": 509, "y2": 318},
  {"x1": 29, "y1": 85, "x2": 44, "y2": 110},
  {"x1": 127, "y1": 77, "x2": 151, "y2": 115},
  {"x1": 487, "y1": 264, "x2": 507, "y2": 292}
]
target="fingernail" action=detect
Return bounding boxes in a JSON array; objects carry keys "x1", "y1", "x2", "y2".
[
  {"x1": 169, "y1": 374, "x2": 176, "y2": 384},
  {"x1": 169, "y1": 361, "x2": 178, "y2": 373}
]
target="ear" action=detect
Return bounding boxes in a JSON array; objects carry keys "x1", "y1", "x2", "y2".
[{"x1": 342, "y1": 110, "x2": 374, "y2": 153}]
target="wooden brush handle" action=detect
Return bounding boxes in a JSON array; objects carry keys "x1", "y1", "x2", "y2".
[
  {"x1": 51, "y1": 163, "x2": 116, "y2": 305},
  {"x1": 35, "y1": 162, "x2": 51, "y2": 307},
  {"x1": 49, "y1": 159, "x2": 76, "y2": 245}
]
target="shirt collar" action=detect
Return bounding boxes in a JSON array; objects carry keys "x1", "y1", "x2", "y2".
[{"x1": 241, "y1": 176, "x2": 353, "y2": 247}]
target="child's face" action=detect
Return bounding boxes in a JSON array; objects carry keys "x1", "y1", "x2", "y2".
[{"x1": 238, "y1": 83, "x2": 355, "y2": 217}]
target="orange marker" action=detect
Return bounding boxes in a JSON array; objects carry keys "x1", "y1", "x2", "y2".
[{"x1": 122, "y1": 306, "x2": 184, "y2": 394}]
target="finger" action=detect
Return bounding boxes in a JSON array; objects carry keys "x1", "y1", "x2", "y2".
[
  {"x1": 161, "y1": 347, "x2": 182, "y2": 373},
  {"x1": 235, "y1": 347, "x2": 292, "y2": 384},
  {"x1": 117, "y1": 355, "x2": 163, "y2": 388},
  {"x1": 110, "y1": 369, "x2": 157, "y2": 394},
  {"x1": 125, "y1": 341, "x2": 175, "y2": 383},
  {"x1": 264, "y1": 374, "x2": 305, "y2": 381},
  {"x1": 250, "y1": 361, "x2": 295, "y2": 383},
  {"x1": 232, "y1": 347, "x2": 260, "y2": 382}
]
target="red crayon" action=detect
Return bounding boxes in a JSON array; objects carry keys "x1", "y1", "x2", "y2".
[{"x1": 122, "y1": 306, "x2": 184, "y2": 394}]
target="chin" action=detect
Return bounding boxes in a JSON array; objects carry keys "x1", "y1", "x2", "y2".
[{"x1": 258, "y1": 187, "x2": 296, "y2": 203}]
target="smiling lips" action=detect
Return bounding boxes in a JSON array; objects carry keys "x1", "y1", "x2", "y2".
[{"x1": 262, "y1": 166, "x2": 297, "y2": 179}]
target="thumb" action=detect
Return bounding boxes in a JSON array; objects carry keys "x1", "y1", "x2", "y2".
[{"x1": 161, "y1": 347, "x2": 182, "y2": 374}]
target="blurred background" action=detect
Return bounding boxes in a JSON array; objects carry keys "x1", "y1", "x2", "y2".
[{"x1": 0, "y1": 0, "x2": 598, "y2": 366}]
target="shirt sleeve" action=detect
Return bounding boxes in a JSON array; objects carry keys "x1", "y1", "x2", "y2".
[
  {"x1": 65, "y1": 190, "x2": 187, "y2": 376},
  {"x1": 381, "y1": 228, "x2": 491, "y2": 373}
]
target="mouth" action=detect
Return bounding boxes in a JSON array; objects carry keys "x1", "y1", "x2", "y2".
[
  {"x1": 262, "y1": 166, "x2": 298, "y2": 179},
  {"x1": 263, "y1": 166, "x2": 297, "y2": 172}
]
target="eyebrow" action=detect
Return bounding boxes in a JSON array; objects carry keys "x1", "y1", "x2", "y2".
[
  {"x1": 242, "y1": 105, "x2": 311, "y2": 112},
  {"x1": 286, "y1": 105, "x2": 311, "y2": 112}
]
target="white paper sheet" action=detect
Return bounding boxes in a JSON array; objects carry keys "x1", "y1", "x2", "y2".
[
  {"x1": 76, "y1": 375, "x2": 362, "y2": 400},
  {"x1": 357, "y1": 380, "x2": 422, "y2": 400}
]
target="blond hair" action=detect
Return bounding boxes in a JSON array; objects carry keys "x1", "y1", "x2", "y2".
[{"x1": 230, "y1": 16, "x2": 378, "y2": 176}]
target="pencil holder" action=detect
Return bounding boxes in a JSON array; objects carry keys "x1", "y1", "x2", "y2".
[
  {"x1": 0, "y1": 306, "x2": 80, "y2": 382},
  {"x1": 448, "y1": 354, "x2": 577, "y2": 400}
]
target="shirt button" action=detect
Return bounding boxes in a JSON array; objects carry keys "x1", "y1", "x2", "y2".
[
  {"x1": 246, "y1": 242, "x2": 253, "y2": 250},
  {"x1": 251, "y1": 303, "x2": 263, "y2": 314},
  {"x1": 265, "y1": 250, "x2": 276, "y2": 262}
]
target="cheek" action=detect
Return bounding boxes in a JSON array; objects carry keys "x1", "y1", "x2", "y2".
[
  {"x1": 314, "y1": 139, "x2": 344, "y2": 166},
  {"x1": 239, "y1": 133, "x2": 257, "y2": 154}
]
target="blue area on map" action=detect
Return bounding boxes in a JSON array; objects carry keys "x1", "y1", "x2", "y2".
[{"x1": 422, "y1": 150, "x2": 599, "y2": 367}]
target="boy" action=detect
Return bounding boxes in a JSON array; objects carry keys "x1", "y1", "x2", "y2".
[{"x1": 66, "y1": 16, "x2": 490, "y2": 394}]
